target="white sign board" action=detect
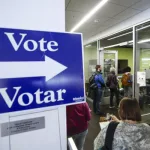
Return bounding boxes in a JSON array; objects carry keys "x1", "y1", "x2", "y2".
[{"x1": 137, "y1": 72, "x2": 146, "y2": 87}]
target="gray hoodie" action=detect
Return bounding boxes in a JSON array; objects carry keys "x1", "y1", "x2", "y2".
[{"x1": 94, "y1": 122, "x2": 150, "y2": 150}]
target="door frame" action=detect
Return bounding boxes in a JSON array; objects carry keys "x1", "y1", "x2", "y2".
[{"x1": 98, "y1": 50, "x2": 118, "y2": 75}]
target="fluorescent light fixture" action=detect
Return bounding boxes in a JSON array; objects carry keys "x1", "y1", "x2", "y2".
[
  {"x1": 138, "y1": 39, "x2": 150, "y2": 44},
  {"x1": 142, "y1": 58, "x2": 150, "y2": 61},
  {"x1": 107, "y1": 24, "x2": 150, "y2": 41},
  {"x1": 85, "y1": 44, "x2": 91, "y2": 47},
  {"x1": 70, "y1": 0, "x2": 108, "y2": 32},
  {"x1": 137, "y1": 24, "x2": 150, "y2": 31},
  {"x1": 103, "y1": 43, "x2": 120, "y2": 49},
  {"x1": 103, "y1": 40, "x2": 133, "y2": 49},
  {"x1": 108, "y1": 31, "x2": 132, "y2": 41},
  {"x1": 119, "y1": 42, "x2": 128, "y2": 46}
]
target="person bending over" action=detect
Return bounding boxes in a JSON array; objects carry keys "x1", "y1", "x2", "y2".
[{"x1": 94, "y1": 98, "x2": 150, "y2": 150}]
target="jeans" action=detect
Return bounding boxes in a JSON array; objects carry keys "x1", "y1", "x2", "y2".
[
  {"x1": 72, "y1": 129, "x2": 88, "y2": 150},
  {"x1": 124, "y1": 86, "x2": 132, "y2": 98},
  {"x1": 110, "y1": 88, "x2": 119, "y2": 107},
  {"x1": 93, "y1": 88, "x2": 103, "y2": 113}
]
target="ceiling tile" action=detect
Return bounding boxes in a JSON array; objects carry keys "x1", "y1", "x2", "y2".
[
  {"x1": 110, "y1": 0, "x2": 141, "y2": 7},
  {"x1": 100, "y1": 18, "x2": 121, "y2": 27},
  {"x1": 132, "y1": 0, "x2": 150, "y2": 11},
  {"x1": 67, "y1": 0, "x2": 100, "y2": 13},
  {"x1": 113, "y1": 8, "x2": 141, "y2": 20},
  {"x1": 65, "y1": 0, "x2": 70, "y2": 8},
  {"x1": 88, "y1": 15, "x2": 110, "y2": 23},
  {"x1": 95, "y1": 2, "x2": 126, "y2": 18},
  {"x1": 66, "y1": 10, "x2": 84, "y2": 22}
]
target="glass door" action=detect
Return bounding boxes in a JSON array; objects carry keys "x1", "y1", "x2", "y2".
[
  {"x1": 135, "y1": 21, "x2": 150, "y2": 123},
  {"x1": 99, "y1": 50, "x2": 118, "y2": 102}
]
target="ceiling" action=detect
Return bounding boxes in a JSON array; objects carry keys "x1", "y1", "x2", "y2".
[{"x1": 65, "y1": 0, "x2": 150, "y2": 42}]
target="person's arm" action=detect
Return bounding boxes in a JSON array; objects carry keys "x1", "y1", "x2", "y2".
[
  {"x1": 110, "y1": 115, "x2": 120, "y2": 122},
  {"x1": 84, "y1": 102, "x2": 91, "y2": 121},
  {"x1": 98, "y1": 74, "x2": 105, "y2": 85},
  {"x1": 94, "y1": 126, "x2": 108, "y2": 150}
]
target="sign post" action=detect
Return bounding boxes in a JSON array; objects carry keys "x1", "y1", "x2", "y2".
[{"x1": 0, "y1": 28, "x2": 85, "y2": 150}]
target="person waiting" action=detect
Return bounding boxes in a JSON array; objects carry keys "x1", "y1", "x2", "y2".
[
  {"x1": 106, "y1": 67, "x2": 119, "y2": 108},
  {"x1": 67, "y1": 102, "x2": 91, "y2": 150},
  {"x1": 121, "y1": 66, "x2": 132, "y2": 98},
  {"x1": 94, "y1": 97, "x2": 150, "y2": 150},
  {"x1": 93, "y1": 65, "x2": 105, "y2": 115}
]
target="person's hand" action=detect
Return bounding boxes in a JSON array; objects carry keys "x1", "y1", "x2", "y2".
[{"x1": 110, "y1": 115, "x2": 120, "y2": 122}]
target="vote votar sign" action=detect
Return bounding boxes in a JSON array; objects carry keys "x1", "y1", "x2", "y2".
[{"x1": 0, "y1": 28, "x2": 85, "y2": 114}]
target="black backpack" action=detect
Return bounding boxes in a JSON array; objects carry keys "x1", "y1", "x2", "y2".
[
  {"x1": 89, "y1": 73, "x2": 105, "y2": 89},
  {"x1": 100, "y1": 121, "x2": 119, "y2": 150},
  {"x1": 89, "y1": 73, "x2": 97, "y2": 89}
]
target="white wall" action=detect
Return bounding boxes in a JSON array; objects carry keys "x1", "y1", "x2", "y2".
[
  {"x1": 0, "y1": 0, "x2": 65, "y2": 32},
  {"x1": 0, "y1": 0, "x2": 66, "y2": 150},
  {"x1": 84, "y1": 8, "x2": 150, "y2": 45},
  {"x1": 84, "y1": 46, "x2": 97, "y2": 83}
]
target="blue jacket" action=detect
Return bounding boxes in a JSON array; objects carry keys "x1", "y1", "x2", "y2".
[{"x1": 95, "y1": 72, "x2": 105, "y2": 88}]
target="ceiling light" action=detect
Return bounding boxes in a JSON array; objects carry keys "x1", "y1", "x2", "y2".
[
  {"x1": 70, "y1": 0, "x2": 109, "y2": 32},
  {"x1": 103, "y1": 43, "x2": 120, "y2": 49},
  {"x1": 142, "y1": 58, "x2": 150, "y2": 61},
  {"x1": 137, "y1": 24, "x2": 150, "y2": 31},
  {"x1": 138, "y1": 39, "x2": 150, "y2": 44},
  {"x1": 108, "y1": 31, "x2": 132, "y2": 40},
  {"x1": 85, "y1": 44, "x2": 91, "y2": 47},
  {"x1": 103, "y1": 40, "x2": 132, "y2": 49}
]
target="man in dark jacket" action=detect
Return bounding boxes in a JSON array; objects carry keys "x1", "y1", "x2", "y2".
[{"x1": 106, "y1": 67, "x2": 119, "y2": 108}]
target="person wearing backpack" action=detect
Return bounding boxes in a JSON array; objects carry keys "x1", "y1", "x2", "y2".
[
  {"x1": 93, "y1": 65, "x2": 105, "y2": 115},
  {"x1": 121, "y1": 66, "x2": 132, "y2": 98},
  {"x1": 106, "y1": 67, "x2": 119, "y2": 108}
]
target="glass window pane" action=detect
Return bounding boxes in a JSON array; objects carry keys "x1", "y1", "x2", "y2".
[{"x1": 135, "y1": 21, "x2": 150, "y2": 123}]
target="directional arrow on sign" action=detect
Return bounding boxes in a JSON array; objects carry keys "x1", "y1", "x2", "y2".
[{"x1": 0, "y1": 56, "x2": 67, "y2": 81}]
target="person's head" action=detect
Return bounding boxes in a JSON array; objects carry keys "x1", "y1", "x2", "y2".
[
  {"x1": 118, "y1": 98, "x2": 141, "y2": 122},
  {"x1": 95, "y1": 65, "x2": 102, "y2": 72},
  {"x1": 126, "y1": 66, "x2": 131, "y2": 72},
  {"x1": 110, "y1": 67, "x2": 116, "y2": 73}
]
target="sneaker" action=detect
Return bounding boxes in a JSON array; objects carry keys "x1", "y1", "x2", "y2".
[{"x1": 109, "y1": 106, "x2": 115, "y2": 108}]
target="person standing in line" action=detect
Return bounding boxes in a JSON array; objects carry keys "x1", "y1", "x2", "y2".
[
  {"x1": 93, "y1": 65, "x2": 105, "y2": 115},
  {"x1": 106, "y1": 67, "x2": 119, "y2": 108},
  {"x1": 66, "y1": 102, "x2": 91, "y2": 150},
  {"x1": 121, "y1": 66, "x2": 132, "y2": 98}
]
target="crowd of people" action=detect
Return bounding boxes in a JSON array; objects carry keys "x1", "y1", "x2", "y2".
[{"x1": 66, "y1": 64, "x2": 150, "y2": 150}]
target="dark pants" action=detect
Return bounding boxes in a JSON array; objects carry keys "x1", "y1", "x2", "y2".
[
  {"x1": 93, "y1": 88, "x2": 103, "y2": 113},
  {"x1": 110, "y1": 88, "x2": 119, "y2": 107}
]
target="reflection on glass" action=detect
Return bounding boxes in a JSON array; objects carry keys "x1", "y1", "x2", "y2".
[{"x1": 136, "y1": 21, "x2": 150, "y2": 117}]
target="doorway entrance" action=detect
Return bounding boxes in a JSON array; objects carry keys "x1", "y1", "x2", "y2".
[{"x1": 99, "y1": 50, "x2": 118, "y2": 104}]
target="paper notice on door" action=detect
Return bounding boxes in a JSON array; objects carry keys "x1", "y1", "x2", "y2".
[{"x1": 137, "y1": 72, "x2": 146, "y2": 87}]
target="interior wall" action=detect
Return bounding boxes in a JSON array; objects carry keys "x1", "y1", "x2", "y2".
[
  {"x1": 0, "y1": 1, "x2": 66, "y2": 150},
  {"x1": 106, "y1": 47, "x2": 133, "y2": 74},
  {"x1": 84, "y1": 46, "x2": 97, "y2": 83},
  {"x1": 84, "y1": 8, "x2": 150, "y2": 45},
  {"x1": 0, "y1": 0, "x2": 65, "y2": 31}
]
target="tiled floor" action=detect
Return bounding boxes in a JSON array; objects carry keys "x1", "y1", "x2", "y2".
[{"x1": 84, "y1": 99, "x2": 150, "y2": 150}]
